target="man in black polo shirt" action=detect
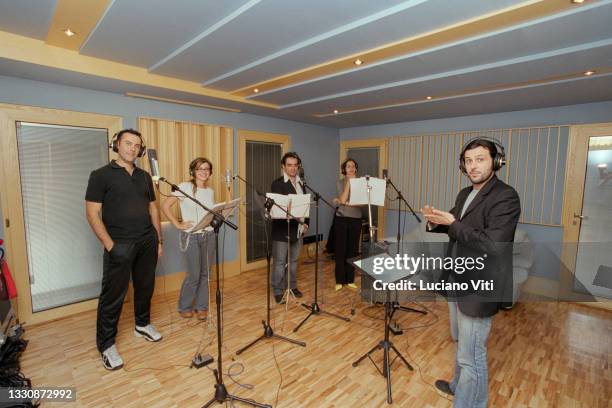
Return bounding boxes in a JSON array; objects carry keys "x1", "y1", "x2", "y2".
[{"x1": 85, "y1": 128, "x2": 163, "y2": 370}]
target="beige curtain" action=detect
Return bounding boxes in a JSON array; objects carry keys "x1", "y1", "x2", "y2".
[{"x1": 139, "y1": 117, "x2": 233, "y2": 221}]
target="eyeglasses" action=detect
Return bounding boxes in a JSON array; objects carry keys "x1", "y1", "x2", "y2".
[{"x1": 195, "y1": 168, "x2": 211, "y2": 172}]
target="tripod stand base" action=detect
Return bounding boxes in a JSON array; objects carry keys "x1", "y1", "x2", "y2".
[
  {"x1": 352, "y1": 340, "x2": 413, "y2": 404},
  {"x1": 203, "y1": 370, "x2": 271, "y2": 408},
  {"x1": 395, "y1": 305, "x2": 427, "y2": 315},
  {"x1": 293, "y1": 302, "x2": 350, "y2": 332},
  {"x1": 236, "y1": 320, "x2": 306, "y2": 355}
]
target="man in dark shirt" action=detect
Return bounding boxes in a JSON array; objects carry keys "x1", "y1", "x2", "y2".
[
  {"x1": 423, "y1": 138, "x2": 520, "y2": 408},
  {"x1": 85, "y1": 128, "x2": 163, "y2": 370},
  {"x1": 270, "y1": 152, "x2": 309, "y2": 304}
]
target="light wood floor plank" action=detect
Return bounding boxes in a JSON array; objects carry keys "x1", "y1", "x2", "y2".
[{"x1": 19, "y1": 260, "x2": 611, "y2": 407}]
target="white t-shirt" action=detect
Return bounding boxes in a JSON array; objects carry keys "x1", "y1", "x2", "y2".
[{"x1": 172, "y1": 182, "x2": 215, "y2": 232}]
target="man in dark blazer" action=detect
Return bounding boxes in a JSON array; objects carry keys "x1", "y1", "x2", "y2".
[
  {"x1": 422, "y1": 138, "x2": 520, "y2": 408},
  {"x1": 270, "y1": 152, "x2": 309, "y2": 304}
]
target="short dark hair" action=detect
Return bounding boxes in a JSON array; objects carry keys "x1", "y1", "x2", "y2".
[
  {"x1": 116, "y1": 128, "x2": 143, "y2": 144},
  {"x1": 462, "y1": 139, "x2": 497, "y2": 160},
  {"x1": 341, "y1": 158, "x2": 358, "y2": 175},
  {"x1": 281, "y1": 152, "x2": 301, "y2": 166}
]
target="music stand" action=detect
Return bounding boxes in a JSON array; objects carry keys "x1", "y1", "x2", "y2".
[
  {"x1": 349, "y1": 176, "x2": 386, "y2": 242},
  {"x1": 294, "y1": 180, "x2": 350, "y2": 332},
  {"x1": 350, "y1": 245, "x2": 427, "y2": 405},
  {"x1": 267, "y1": 192, "x2": 310, "y2": 310},
  {"x1": 383, "y1": 174, "x2": 427, "y2": 330},
  {"x1": 235, "y1": 177, "x2": 306, "y2": 356},
  {"x1": 157, "y1": 178, "x2": 269, "y2": 408}
]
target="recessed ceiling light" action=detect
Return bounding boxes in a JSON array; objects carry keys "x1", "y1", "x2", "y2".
[
  {"x1": 333, "y1": 109, "x2": 339, "y2": 114},
  {"x1": 598, "y1": 163, "x2": 607, "y2": 168},
  {"x1": 253, "y1": 88, "x2": 259, "y2": 93},
  {"x1": 353, "y1": 59, "x2": 363, "y2": 66},
  {"x1": 63, "y1": 28, "x2": 76, "y2": 37},
  {"x1": 571, "y1": 0, "x2": 585, "y2": 4},
  {"x1": 584, "y1": 70, "x2": 595, "y2": 76},
  {"x1": 426, "y1": 96, "x2": 433, "y2": 100}
]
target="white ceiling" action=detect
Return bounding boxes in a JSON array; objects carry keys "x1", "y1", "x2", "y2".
[{"x1": 0, "y1": 0, "x2": 611, "y2": 127}]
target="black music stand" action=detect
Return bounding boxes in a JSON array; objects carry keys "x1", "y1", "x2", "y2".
[
  {"x1": 294, "y1": 181, "x2": 350, "y2": 332},
  {"x1": 234, "y1": 176, "x2": 306, "y2": 355},
  {"x1": 350, "y1": 244, "x2": 431, "y2": 404},
  {"x1": 155, "y1": 178, "x2": 270, "y2": 408}
]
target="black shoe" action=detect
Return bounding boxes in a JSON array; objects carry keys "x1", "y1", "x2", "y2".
[
  {"x1": 434, "y1": 380, "x2": 454, "y2": 396},
  {"x1": 274, "y1": 294, "x2": 284, "y2": 304},
  {"x1": 292, "y1": 288, "x2": 303, "y2": 298}
]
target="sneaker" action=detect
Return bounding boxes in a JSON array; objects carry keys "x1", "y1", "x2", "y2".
[
  {"x1": 274, "y1": 294, "x2": 284, "y2": 304},
  {"x1": 101, "y1": 344, "x2": 124, "y2": 370},
  {"x1": 347, "y1": 283, "x2": 358, "y2": 290},
  {"x1": 434, "y1": 380, "x2": 454, "y2": 396},
  {"x1": 179, "y1": 310, "x2": 193, "y2": 318},
  {"x1": 134, "y1": 324, "x2": 162, "y2": 342},
  {"x1": 196, "y1": 310, "x2": 208, "y2": 320},
  {"x1": 292, "y1": 288, "x2": 303, "y2": 298},
  {"x1": 335, "y1": 284, "x2": 343, "y2": 291}
]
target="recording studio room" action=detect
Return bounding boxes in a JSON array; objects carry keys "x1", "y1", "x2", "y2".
[{"x1": 0, "y1": 1, "x2": 610, "y2": 407}]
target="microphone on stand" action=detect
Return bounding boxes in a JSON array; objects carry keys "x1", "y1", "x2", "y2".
[
  {"x1": 225, "y1": 168, "x2": 232, "y2": 191},
  {"x1": 147, "y1": 149, "x2": 162, "y2": 184},
  {"x1": 298, "y1": 167, "x2": 306, "y2": 191}
]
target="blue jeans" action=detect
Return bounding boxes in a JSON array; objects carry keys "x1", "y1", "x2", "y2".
[
  {"x1": 271, "y1": 239, "x2": 302, "y2": 296},
  {"x1": 448, "y1": 301, "x2": 459, "y2": 341},
  {"x1": 449, "y1": 302, "x2": 493, "y2": 408},
  {"x1": 178, "y1": 232, "x2": 215, "y2": 312}
]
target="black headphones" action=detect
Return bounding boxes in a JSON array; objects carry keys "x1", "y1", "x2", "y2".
[
  {"x1": 109, "y1": 129, "x2": 146, "y2": 158},
  {"x1": 459, "y1": 137, "x2": 506, "y2": 174},
  {"x1": 341, "y1": 157, "x2": 358, "y2": 175}
]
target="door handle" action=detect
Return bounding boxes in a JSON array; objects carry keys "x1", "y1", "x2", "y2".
[{"x1": 573, "y1": 212, "x2": 588, "y2": 220}]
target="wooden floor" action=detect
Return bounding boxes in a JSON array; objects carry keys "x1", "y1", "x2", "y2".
[{"x1": 20, "y1": 259, "x2": 611, "y2": 408}]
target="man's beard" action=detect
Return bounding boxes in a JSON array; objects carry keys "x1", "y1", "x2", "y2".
[{"x1": 469, "y1": 169, "x2": 493, "y2": 184}]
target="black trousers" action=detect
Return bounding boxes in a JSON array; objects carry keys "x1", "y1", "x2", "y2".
[
  {"x1": 96, "y1": 232, "x2": 158, "y2": 353},
  {"x1": 334, "y1": 216, "x2": 362, "y2": 284}
]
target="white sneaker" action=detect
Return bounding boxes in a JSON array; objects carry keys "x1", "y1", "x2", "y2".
[
  {"x1": 101, "y1": 344, "x2": 124, "y2": 370},
  {"x1": 134, "y1": 324, "x2": 162, "y2": 342}
]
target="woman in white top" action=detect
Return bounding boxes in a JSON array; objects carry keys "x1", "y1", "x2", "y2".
[{"x1": 161, "y1": 157, "x2": 215, "y2": 320}]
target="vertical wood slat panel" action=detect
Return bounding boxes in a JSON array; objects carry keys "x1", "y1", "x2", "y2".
[
  {"x1": 386, "y1": 126, "x2": 568, "y2": 226},
  {"x1": 139, "y1": 117, "x2": 233, "y2": 222},
  {"x1": 530, "y1": 128, "x2": 541, "y2": 223}
]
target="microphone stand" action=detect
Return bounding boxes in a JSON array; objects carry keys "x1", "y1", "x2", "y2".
[
  {"x1": 366, "y1": 176, "x2": 376, "y2": 242},
  {"x1": 383, "y1": 176, "x2": 426, "y2": 329},
  {"x1": 294, "y1": 179, "x2": 350, "y2": 333},
  {"x1": 233, "y1": 175, "x2": 306, "y2": 356},
  {"x1": 156, "y1": 178, "x2": 269, "y2": 408}
]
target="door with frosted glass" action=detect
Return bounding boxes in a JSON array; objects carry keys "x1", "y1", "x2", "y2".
[
  {"x1": 571, "y1": 135, "x2": 612, "y2": 300},
  {"x1": 563, "y1": 125, "x2": 612, "y2": 307},
  {"x1": 16, "y1": 122, "x2": 109, "y2": 312},
  {"x1": 245, "y1": 141, "x2": 282, "y2": 263}
]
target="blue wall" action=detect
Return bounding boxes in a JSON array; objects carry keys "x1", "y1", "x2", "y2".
[
  {"x1": 0, "y1": 75, "x2": 339, "y2": 273},
  {"x1": 340, "y1": 100, "x2": 612, "y2": 279},
  {"x1": 340, "y1": 101, "x2": 612, "y2": 140}
]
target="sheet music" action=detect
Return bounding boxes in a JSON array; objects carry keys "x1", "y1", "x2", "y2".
[
  {"x1": 349, "y1": 176, "x2": 386, "y2": 206},
  {"x1": 188, "y1": 197, "x2": 241, "y2": 233},
  {"x1": 266, "y1": 193, "x2": 311, "y2": 219}
]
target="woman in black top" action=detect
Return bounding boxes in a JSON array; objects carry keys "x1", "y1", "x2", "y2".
[{"x1": 332, "y1": 158, "x2": 363, "y2": 291}]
